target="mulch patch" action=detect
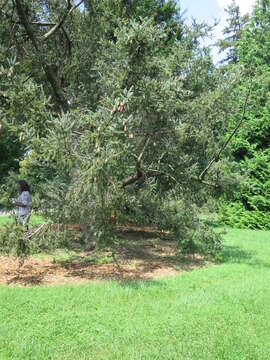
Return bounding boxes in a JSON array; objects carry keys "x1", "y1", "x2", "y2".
[{"x1": 0, "y1": 226, "x2": 209, "y2": 286}]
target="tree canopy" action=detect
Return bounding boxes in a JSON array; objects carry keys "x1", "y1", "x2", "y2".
[{"x1": 1, "y1": 0, "x2": 268, "y2": 255}]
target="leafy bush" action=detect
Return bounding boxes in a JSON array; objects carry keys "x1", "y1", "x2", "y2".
[
  {"x1": 220, "y1": 148, "x2": 270, "y2": 230},
  {"x1": 0, "y1": 222, "x2": 33, "y2": 267},
  {"x1": 156, "y1": 199, "x2": 223, "y2": 256},
  {"x1": 220, "y1": 202, "x2": 270, "y2": 230}
]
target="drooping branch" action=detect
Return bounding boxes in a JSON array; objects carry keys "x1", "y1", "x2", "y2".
[
  {"x1": 122, "y1": 166, "x2": 174, "y2": 188},
  {"x1": 199, "y1": 82, "x2": 251, "y2": 181}
]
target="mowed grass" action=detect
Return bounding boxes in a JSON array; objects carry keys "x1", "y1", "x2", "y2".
[{"x1": 1, "y1": 229, "x2": 270, "y2": 359}]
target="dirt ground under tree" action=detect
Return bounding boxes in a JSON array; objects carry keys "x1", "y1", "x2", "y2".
[{"x1": 0, "y1": 227, "x2": 209, "y2": 286}]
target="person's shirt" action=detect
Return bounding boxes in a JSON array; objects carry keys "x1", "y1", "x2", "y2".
[{"x1": 18, "y1": 191, "x2": 32, "y2": 216}]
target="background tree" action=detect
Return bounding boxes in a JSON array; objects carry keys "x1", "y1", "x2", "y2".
[
  {"x1": 217, "y1": 0, "x2": 249, "y2": 64},
  {"x1": 220, "y1": 0, "x2": 270, "y2": 229}
]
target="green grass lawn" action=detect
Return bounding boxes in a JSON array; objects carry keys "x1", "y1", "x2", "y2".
[
  {"x1": 1, "y1": 228, "x2": 270, "y2": 359},
  {"x1": 0, "y1": 214, "x2": 44, "y2": 226}
]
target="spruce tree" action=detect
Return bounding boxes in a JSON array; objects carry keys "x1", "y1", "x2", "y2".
[{"x1": 217, "y1": 0, "x2": 249, "y2": 64}]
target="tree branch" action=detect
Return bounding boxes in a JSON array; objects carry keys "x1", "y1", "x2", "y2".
[
  {"x1": 14, "y1": 0, "x2": 38, "y2": 49},
  {"x1": 199, "y1": 82, "x2": 251, "y2": 181},
  {"x1": 190, "y1": 176, "x2": 219, "y2": 188},
  {"x1": 31, "y1": 21, "x2": 56, "y2": 26},
  {"x1": 122, "y1": 138, "x2": 152, "y2": 187},
  {"x1": 122, "y1": 161, "x2": 143, "y2": 187},
  {"x1": 137, "y1": 137, "x2": 150, "y2": 162},
  {"x1": 122, "y1": 164, "x2": 175, "y2": 188},
  {"x1": 61, "y1": 26, "x2": 72, "y2": 57},
  {"x1": 14, "y1": 0, "x2": 69, "y2": 113},
  {"x1": 42, "y1": 0, "x2": 83, "y2": 41},
  {"x1": 22, "y1": 74, "x2": 32, "y2": 84}
]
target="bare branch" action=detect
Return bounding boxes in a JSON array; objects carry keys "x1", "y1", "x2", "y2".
[
  {"x1": 199, "y1": 82, "x2": 252, "y2": 181},
  {"x1": 42, "y1": 0, "x2": 83, "y2": 41},
  {"x1": 122, "y1": 163, "x2": 177, "y2": 188},
  {"x1": 122, "y1": 138, "x2": 151, "y2": 187},
  {"x1": 26, "y1": 224, "x2": 46, "y2": 240},
  {"x1": 122, "y1": 161, "x2": 143, "y2": 187},
  {"x1": 22, "y1": 74, "x2": 32, "y2": 84},
  {"x1": 138, "y1": 137, "x2": 150, "y2": 163},
  {"x1": 31, "y1": 21, "x2": 56, "y2": 26}
]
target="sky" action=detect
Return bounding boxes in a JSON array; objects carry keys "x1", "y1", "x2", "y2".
[{"x1": 179, "y1": 0, "x2": 257, "y2": 62}]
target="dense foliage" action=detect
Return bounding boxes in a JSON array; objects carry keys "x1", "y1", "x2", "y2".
[
  {"x1": 219, "y1": 0, "x2": 270, "y2": 229},
  {"x1": 0, "y1": 127, "x2": 24, "y2": 184},
  {"x1": 2, "y1": 0, "x2": 269, "y2": 256}
]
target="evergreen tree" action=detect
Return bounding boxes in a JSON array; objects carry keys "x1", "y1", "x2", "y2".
[
  {"x1": 0, "y1": 0, "x2": 239, "y2": 254},
  {"x1": 220, "y1": 0, "x2": 270, "y2": 229},
  {"x1": 217, "y1": 0, "x2": 249, "y2": 64}
]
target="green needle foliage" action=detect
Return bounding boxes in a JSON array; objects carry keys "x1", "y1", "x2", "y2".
[{"x1": 0, "y1": 1, "x2": 247, "y2": 254}]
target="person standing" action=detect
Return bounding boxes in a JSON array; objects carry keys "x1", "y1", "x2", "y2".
[{"x1": 13, "y1": 180, "x2": 32, "y2": 227}]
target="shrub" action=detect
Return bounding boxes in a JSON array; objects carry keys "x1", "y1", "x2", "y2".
[
  {"x1": 220, "y1": 202, "x2": 270, "y2": 230},
  {"x1": 156, "y1": 200, "x2": 223, "y2": 256}
]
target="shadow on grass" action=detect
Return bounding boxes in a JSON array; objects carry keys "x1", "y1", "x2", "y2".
[
  {"x1": 221, "y1": 245, "x2": 270, "y2": 269},
  {"x1": 221, "y1": 245, "x2": 255, "y2": 264}
]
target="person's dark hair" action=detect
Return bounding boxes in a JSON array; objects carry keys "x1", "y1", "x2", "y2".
[{"x1": 18, "y1": 180, "x2": 31, "y2": 194}]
